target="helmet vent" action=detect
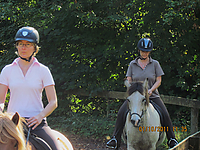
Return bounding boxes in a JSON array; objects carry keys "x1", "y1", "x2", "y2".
[
  {"x1": 141, "y1": 41, "x2": 143, "y2": 47},
  {"x1": 144, "y1": 39, "x2": 149, "y2": 48}
]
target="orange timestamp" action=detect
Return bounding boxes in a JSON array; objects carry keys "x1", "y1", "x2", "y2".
[
  {"x1": 138, "y1": 126, "x2": 187, "y2": 132},
  {"x1": 173, "y1": 126, "x2": 187, "y2": 132}
]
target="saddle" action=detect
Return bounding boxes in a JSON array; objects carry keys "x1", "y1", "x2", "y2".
[
  {"x1": 24, "y1": 127, "x2": 52, "y2": 150},
  {"x1": 150, "y1": 100, "x2": 164, "y2": 127}
]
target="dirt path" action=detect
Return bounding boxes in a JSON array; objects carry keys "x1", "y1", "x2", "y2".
[{"x1": 65, "y1": 132, "x2": 127, "y2": 150}]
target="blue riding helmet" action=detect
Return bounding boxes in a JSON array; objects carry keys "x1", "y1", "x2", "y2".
[
  {"x1": 137, "y1": 38, "x2": 153, "y2": 52},
  {"x1": 15, "y1": 27, "x2": 39, "y2": 44},
  {"x1": 14, "y1": 27, "x2": 39, "y2": 62}
]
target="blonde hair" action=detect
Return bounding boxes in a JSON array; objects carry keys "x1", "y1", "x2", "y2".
[
  {"x1": 0, "y1": 112, "x2": 26, "y2": 150},
  {"x1": 33, "y1": 45, "x2": 40, "y2": 56}
]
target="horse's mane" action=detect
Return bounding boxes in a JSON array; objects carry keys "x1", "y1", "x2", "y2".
[
  {"x1": 128, "y1": 81, "x2": 149, "y2": 106},
  {"x1": 0, "y1": 112, "x2": 26, "y2": 150}
]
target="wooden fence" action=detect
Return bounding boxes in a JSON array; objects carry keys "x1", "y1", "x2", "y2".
[
  {"x1": 169, "y1": 131, "x2": 200, "y2": 150},
  {"x1": 67, "y1": 89, "x2": 200, "y2": 134}
]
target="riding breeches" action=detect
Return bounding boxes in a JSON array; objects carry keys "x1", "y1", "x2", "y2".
[
  {"x1": 112, "y1": 97, "x2": 175, "y2": 147},
  {"x1": 29, "y1": 119, "x2": 61, "y2": 150}
]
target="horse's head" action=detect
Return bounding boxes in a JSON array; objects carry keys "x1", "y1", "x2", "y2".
[
  {"x1": 0, "y1": 112, "x2": 26, "y2": 150},
  {"x1": 124, "y1": 78, "x2": 149, "y2": 127}
]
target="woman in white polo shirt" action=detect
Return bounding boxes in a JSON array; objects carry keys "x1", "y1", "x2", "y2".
[
  {"x1": 106, "y1": 38, "x2": 178, "y2": 149},
  {"x1": 0, "y1": 27, "x2": 61, "y2": 150}
]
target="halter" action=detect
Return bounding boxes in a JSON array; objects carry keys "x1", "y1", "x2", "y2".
[
  {"x1": 129, "y1": 110, "x2": 145, "y2": 119},
  {"x1": 127, "y1": 99, "x2": 147, "y2": 120}
]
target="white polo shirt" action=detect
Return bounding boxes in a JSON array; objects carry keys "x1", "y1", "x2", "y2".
[{"x1": 0, "y1": 57, "x2": 55, "y2": 118}]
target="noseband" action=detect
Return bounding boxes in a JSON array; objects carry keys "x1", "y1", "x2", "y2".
[
  {"x1": 129, "y1": 110, "x2": 144, "y2": 119},
  {"x1": 127, "y1": 99, "x2": 147, "y2": 119}
]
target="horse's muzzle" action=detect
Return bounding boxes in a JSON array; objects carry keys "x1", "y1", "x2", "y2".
[
  {"x1": 130, "y1": 112, "x2": 142, "y2": 127},
  {"x1": 131, "y1": 119, "x2": 140, "y2": 127}
]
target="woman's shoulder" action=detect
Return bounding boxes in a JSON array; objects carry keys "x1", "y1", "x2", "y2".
[
  {"x1": 129, "y1": 58, "x2": 137, "y2": 65},
  {"x1": 37, "y1": 62, "x2": 48, "y2": 69},
  {"x1": 33, "y1": 58, "x2": 49, "y2": 70},
  {"x1": 36, "y1": 62, "x2": 52, "y2": 75},
  {"x1": 37, "y1": 63, "x2": 51, "y2": 74},
  {"x1": 1, "y1": 63, "x2": 15, "y2": 72},
  {"x1": 150, "y1": 58, "x2": 160, "y2": 64}
]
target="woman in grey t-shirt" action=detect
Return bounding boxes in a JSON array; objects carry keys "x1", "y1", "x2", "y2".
[{"x1": 106, "y1": 38, "x2": 178, "y2": 149}]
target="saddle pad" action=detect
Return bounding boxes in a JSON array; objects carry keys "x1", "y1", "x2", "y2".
[
  {"x1": 24, "y1": 128, "x2": 52, "y2": 150},
  {"x1": 29, "y1": 134, "x2": 52, "y2": 150}
]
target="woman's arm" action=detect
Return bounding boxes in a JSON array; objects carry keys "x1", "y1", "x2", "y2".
[
  {"x1": 0, "y1": 84, "x2": 8, "y2": 111},
  {"x1": 148, "y1": 76, "x2": 162, "y2": 96},
  {"x1": 127, "y1": 76, "x2": 132, "y2": 83},
  {"x1": 27, "y1": 85, "x2": 58, "y2": 129}
]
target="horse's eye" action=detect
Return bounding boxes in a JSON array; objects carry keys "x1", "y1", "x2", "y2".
[
  {"x1": 14, "y1": 141, "x2": 18, "y2": 148},
  {"x1": 127, "y1": 99, "x2": 130, "y2": 102}
]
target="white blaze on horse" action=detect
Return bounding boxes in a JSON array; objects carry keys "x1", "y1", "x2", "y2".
[
  {"x1": 122, "y1": 79, "x2": 166, "y2": 150},
  {"x1": 0, "y1": 112, "x2": 74, "y2": 150}
]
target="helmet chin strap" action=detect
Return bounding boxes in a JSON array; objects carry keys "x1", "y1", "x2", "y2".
[
  {"x1": 19, "y1": 55, "x2": 33, "y2": 62},
  {"x1": 139, "y1": 56, "x2": 147, "y2": 60}
]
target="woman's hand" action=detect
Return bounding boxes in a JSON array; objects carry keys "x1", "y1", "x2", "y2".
[
  {"x1": 26, "y1": 114, "x2": 43, "y2": 130},
  {"x1": 148, "y1": 89, "x2": 152, "y2": 96}
]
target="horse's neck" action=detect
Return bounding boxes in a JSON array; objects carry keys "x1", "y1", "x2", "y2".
[{"x1": 142, "y1": 104, "x2": 159, "y2": 126}]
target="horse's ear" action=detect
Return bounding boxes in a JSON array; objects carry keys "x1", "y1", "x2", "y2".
[
  {"x1": 124, "y1": 79, "x2": 131, "y2": 88},
  {"x1": 12, "y1": 112, "x2": 20, "y2": 126}
]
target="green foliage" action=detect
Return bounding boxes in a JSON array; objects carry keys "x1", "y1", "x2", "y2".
[
  {"x1": 0, "y1": 0, "x2": 199, "y2": 122},
  {"x1": 48, "y1": 112, "x2": 116, "y2": 139}
]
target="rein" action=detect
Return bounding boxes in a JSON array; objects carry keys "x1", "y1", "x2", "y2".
[{"x1": 26, "y1": 128, "x2": 31, "y2": 146}]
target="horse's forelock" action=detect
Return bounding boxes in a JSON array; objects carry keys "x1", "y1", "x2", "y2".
[
  {"x1": 128, "y1": 81, "x2": 150, "y2": 106},
  {"x1": 128, "y1": 82, "x2": 144, "y2": 96},
  {"x1": 0, "y1": 113, "x2": 26, "y2": 150},
  {"x1": 0, "y1": 114, "x2": 16, "y2": 143}
]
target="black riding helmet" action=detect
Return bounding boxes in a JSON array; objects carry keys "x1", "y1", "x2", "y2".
[
  {"x1": 15, "y1": 26, "x2": 39, "y2": 44},
  {"x1": 15, "y1": 27, "x2": 39, "y2": 62},
  {"x1": 137, "y1": 38, "x2": 153, "y2": 52}
]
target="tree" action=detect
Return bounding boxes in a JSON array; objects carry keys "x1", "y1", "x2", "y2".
[{"x1": 0, "y1": 0, "x2": 199, "y2": 114}]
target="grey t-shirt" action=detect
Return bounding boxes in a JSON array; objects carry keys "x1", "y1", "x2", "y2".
[{"x1": 126, "y1": 57, "x2": 164, "y2": 99}]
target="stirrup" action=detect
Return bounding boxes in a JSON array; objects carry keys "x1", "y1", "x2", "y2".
[
  {"x1": 168, "y1": 138, "x2": 178, "y2": 148},
  {"x1": 106, "y1": 136, "x2": 118, "y2": 149}
]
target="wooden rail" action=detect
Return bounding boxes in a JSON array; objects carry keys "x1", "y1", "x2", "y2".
[
  {"x1": 67, "y1": 89, "x2": 200, "y2": 134},
  {"x1": 169, "y1": 131, "x2": 200, "y2": 150}
]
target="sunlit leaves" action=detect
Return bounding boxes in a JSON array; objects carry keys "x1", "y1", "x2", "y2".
[{"x1": 0, "y1": 0, "x2": 199, "y2": 112}]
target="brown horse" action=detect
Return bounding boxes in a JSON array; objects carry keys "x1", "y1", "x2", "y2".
[{"x1": 0, "y1": 112, "x2": 73, "y2": 150}]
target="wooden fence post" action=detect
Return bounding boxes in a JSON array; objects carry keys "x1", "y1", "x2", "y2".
[{"x1": 191, "y1": 108, "x2": 199, "y2": 134}]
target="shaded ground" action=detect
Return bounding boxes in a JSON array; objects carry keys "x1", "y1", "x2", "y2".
[
  {"x1": 65, "y1": 132, "x2": 127, "y2": 150},
  {"x1": 64, "y1": 132, "x2": 168, "y2": 150}
]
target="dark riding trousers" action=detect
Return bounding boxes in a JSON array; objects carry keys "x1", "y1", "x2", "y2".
[
  {"x1": 24, "y1": 119, "x2": 61, "y2": 150},
  {"x1": 112, "y1": 97, "x2": 175, "y2": 147}
]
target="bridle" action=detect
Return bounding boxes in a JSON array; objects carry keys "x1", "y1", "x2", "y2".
[
  {"x1": 129, "y1": 110, "x2": 145, "y2": 119},
  {"x1": 127, "y1": 99, "x2": 147, "y2": 120}
]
